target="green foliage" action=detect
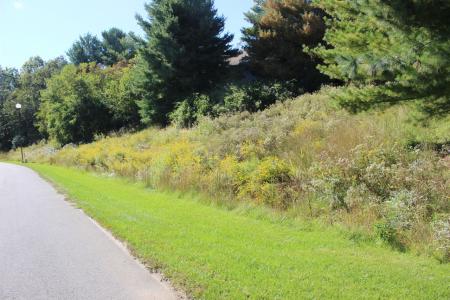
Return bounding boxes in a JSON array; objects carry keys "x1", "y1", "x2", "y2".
[
  {"x1": 169, "y1": 80, "x2": 297, "y2": 128},
  {"x1": 0, "y1": 66, "x2": 19, "y2": 105},
  {"x1": 136, "y1": 0, "x2": 238, "y2": 125},
  {"x1": 103, "y1": 62, "x2": 142, "y2": 129},
  {"x1": 38, "y1": 63, "x2": 111, "y2": 145},
  {"x1": 0, "y1": 57, "x2": 66, "y2": 150},
  {"x1": 312, "y1": 0, "x2": 450, "y2": 117},
  {"x1": 0, "y1": 66, "x2": 19, "y2": 150},
  {"x1": 67, "y1": 34, "x2": 104, "y2": 65},
  {"x1": 374, "y1": 221, "x2": 403, "y2": 250},
  {"x1": 216, "y1": 80, "x2": 296, "y2": 114},
  {"x1": 38, "y1": 62, "x2": 142, "y2": 145},
  {"x1": 242, "y1": 0, "x2": 328, "y2": 91},
  {"x1": 169, "y1": 93, "x2": 212, "y2": 128},
  {"x1": 67, "y1": 30, "x2": 142, "y2": 66},
  {"x1": 101, "y1": 28, "x2": 143, "y2": 66}
]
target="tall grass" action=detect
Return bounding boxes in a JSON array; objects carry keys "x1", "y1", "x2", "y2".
[{"x1": 7, "y1": 87, "x2": 449, "y2": 261}]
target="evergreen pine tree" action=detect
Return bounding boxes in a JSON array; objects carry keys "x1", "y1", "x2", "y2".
[
  {"x1": 136, "y1": 0, "x2": 238, "y2": 125},
  {"x1": 101, "y1": 28, "x2": 143, "y2": 66},
  {"x1": 67, "y1": 34, "x2": 105, "y2": 65},
  {"x1": 242, "y1": 0, "x2": 328, "y2": 92},
  {"x1": 313, "y1": 0, "x2": 450, "y2": 117}
]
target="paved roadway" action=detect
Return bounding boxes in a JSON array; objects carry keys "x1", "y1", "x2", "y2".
[{"x1": 0, "y1": 163, "x2": 178, "y2": 300}]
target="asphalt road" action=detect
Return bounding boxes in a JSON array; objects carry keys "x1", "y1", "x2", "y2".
[{"x1": 0, "y1": 163, "x2": 178, "y2": 300}]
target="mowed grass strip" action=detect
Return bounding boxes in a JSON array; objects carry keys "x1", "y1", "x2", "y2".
[{"x1": 30, "y1": 164, "x2": 449, "y2": 299}]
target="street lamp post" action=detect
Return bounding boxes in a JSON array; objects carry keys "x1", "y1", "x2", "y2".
[{"x1": 15, "y1": 103, "x2": 24, "y2": 163}]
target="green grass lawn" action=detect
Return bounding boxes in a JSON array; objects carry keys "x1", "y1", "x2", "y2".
[{"x1": 29, "y1": 163, "x2": 449, "y2": 299}]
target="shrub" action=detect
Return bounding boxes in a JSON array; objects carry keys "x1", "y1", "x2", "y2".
[
  {"x1": 170, "y1": 94, "x2": 212, "y2": 128},
  {"x1": 239, "y1": 157, "x2": 294, "y2": 208},
  {"x1": 214, "y1": 80, "x2": 297, "y2": 114},
  {"x1": 169, "y1": 80, "x2": 298, "y2": 128},
  {"x1": 374, "y1": 221, "x2": 400, "y2": 248}
]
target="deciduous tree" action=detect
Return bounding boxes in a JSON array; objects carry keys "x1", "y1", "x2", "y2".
[
  {"x1": 38, "y1": 61, "x2": 142, "y2": 145},
  {"x1": 0, "y1": 57, "x2": 66, "y2": 149},
  {"x1": 38, "y1": 63, "x2": 111, "y2": 145},
  {"x1": 0, "y1": 66, "x2": 19, "y2": 150}
]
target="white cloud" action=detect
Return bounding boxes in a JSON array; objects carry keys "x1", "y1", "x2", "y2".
[{"x1": 13, "y1": 0, "x2": 24, "y2": 10}]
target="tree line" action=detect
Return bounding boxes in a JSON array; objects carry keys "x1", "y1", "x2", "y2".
[{"x1": 1, "y1": 0, "x2": 448, "y2": 150}]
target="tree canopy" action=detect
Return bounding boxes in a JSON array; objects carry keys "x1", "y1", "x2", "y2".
[
  {"x1": 67, "y1": 34, "x2": 105, "y2": 65},
  {"x1": 38, "y1": 61, "x2": 141, "y2": 145},
  {"x1": 0, "y1": 57, "x2": 66, "y2": 150},
  {"x1": 0, "y1": 66, "x2": 19, "y2": 150},
  {"x1": 136, "y1": 0, "x2": 238, "y2": 125},
  {"x1": 38, "y1": 63, "x2": 111, "y2": 145},
  {"x1": 313, "y1": 0, "x2": 450, "y2": 117},
  {"x1": 67, "y1": 29, "x2": 142, "y2": 66},
  {"x1": 242, "y1": 0, "x2": 328, "y2": 91}
]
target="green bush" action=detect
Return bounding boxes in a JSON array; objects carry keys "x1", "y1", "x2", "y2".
[
  {"x1": 169, "y1": 80, "x2": 298, "y2": 128},
  {"x1": 374, "y1": 221, "x2": 404, "y2": 251},
  {"x1": 170, "y1": 94, "x2": 212, "y2": 128},
  {"x1": 215, "y1": 80, "x2": 297, "y2": 114}
]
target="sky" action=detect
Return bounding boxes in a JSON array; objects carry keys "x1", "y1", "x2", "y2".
[{"x1": 0, "y1": 0, "x2": 254, "y2": 69}]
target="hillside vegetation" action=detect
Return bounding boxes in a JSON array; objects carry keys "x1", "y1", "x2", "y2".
[
  {"x1": 8, "y1": 88, "x2": 449, "y2": 261},
  {"x1": 1, "y1": 1, "x2": 449, "y2": 298}
]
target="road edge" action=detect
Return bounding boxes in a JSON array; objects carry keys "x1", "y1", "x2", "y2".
[{"x1": 16, "y1": 162, "x2": 188, "y2": 300}]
